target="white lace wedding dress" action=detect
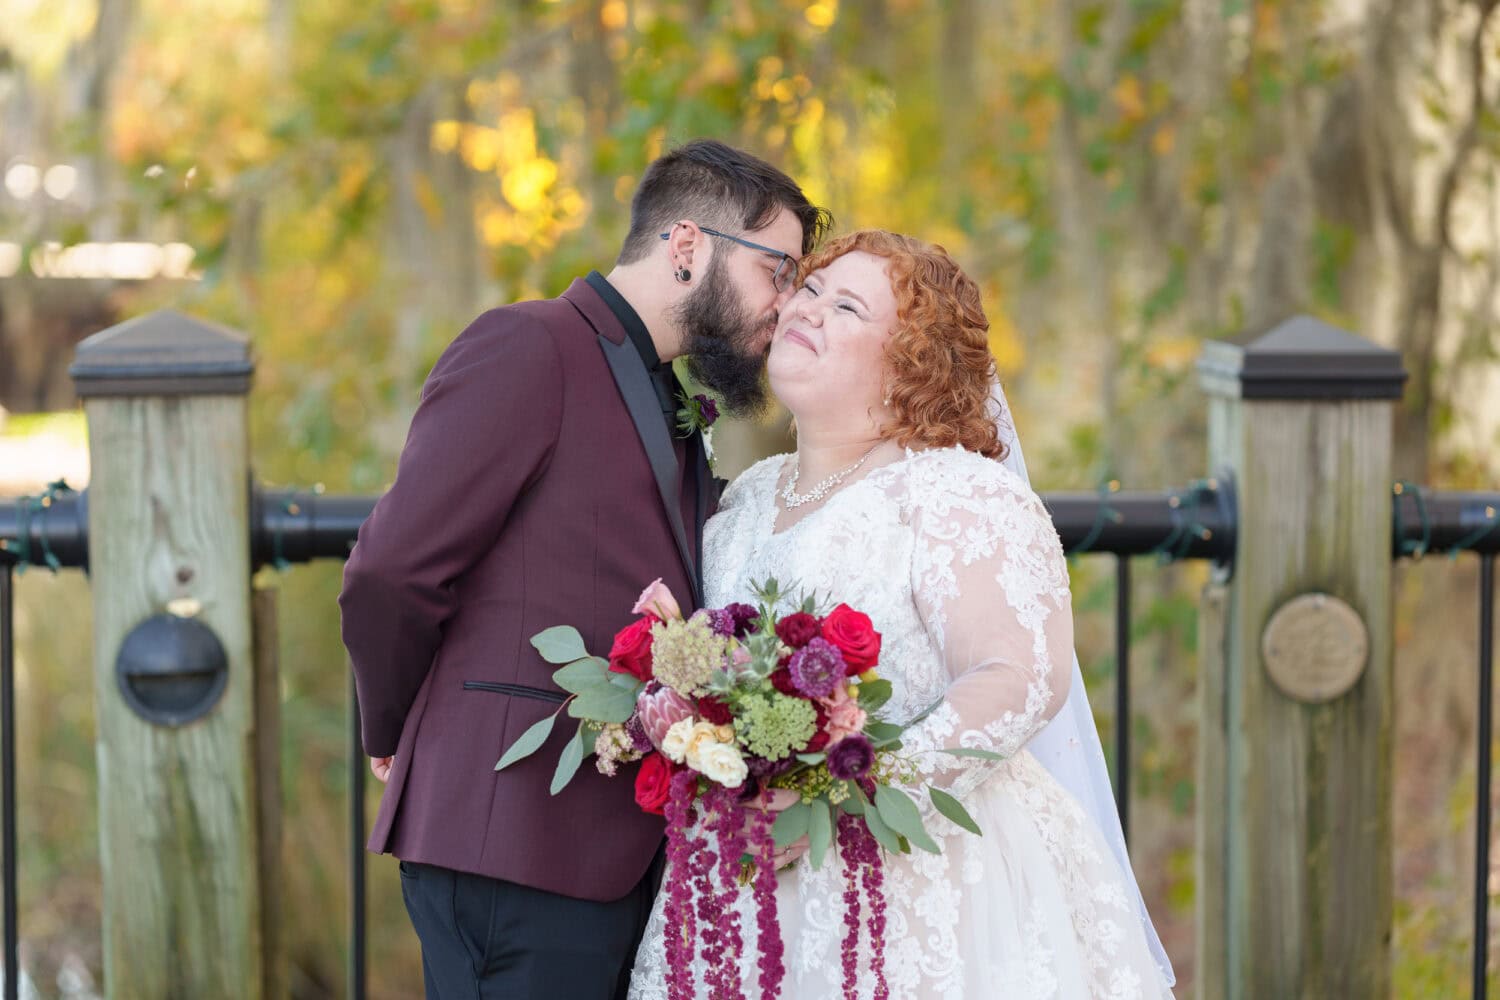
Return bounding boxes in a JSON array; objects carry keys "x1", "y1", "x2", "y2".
[{"x1": 629, "y1": 446, "x2": 1175, "y2": 999}]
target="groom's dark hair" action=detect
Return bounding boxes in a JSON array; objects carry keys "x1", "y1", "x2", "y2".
[{"x1": 616, "y1": 139, "x2": 831, "y2": 264}]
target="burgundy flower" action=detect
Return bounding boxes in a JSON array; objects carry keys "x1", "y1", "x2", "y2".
[
  {"x1": 693, "y1": 393, "x2": 720, "y2": 427},
  {"x1": 625, "y1": 713, "x2": 654, "y2": 753},
  {"x1": 775, "y1": 611, "x2": 822, "y2": 649},
  {"x1": 787, "y1": 637, "x2": 846, "y2": 698},
  {"x1": 697, "y1": 695, "x2": 732, "y2": 726},
  {"x1": 724, "y1": 602, "x2": 759, "y2": 638},
  {"x1": 770, "y1": 667, "x2": 798, "y2": 696},
  {"x1": 827, "y1": 734, "x2": 876, "y2": 781}
]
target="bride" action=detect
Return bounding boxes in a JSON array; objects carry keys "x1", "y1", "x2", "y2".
[{"x1": 629, "y1": 230, "x2": 1175, "y2": 998}]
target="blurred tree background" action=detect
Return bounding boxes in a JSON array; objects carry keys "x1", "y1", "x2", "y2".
[{"x1": 2, "y1": 0, "x2": 1499, "y2": 996}]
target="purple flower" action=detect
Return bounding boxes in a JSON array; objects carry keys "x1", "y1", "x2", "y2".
[
  {"x1": 826, "y1": 734, "x2": 876, "y2": 781},
  {"x1": 705, "y1": 607, "x2": 737, "y2": 638},
  {"x1": 624, "y1": 714, "x2": 654, "y2": 753},
  {"x1": 694, "y1": 393, "x2": 719, "y2": 427},
  {"x1": 787, "y1": 637, "x2": 846, "y2": 699},
  {"x1": 747, "y1": 755, "x2": 796, "y2": 779},
  {"x1": 724, "y1": 602, "x2": 759, "y2": 639}
]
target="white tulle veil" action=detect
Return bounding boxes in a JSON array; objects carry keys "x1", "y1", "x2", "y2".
[{"x1": 988, "y1": 379, "x2": 1176, "y2": 986}]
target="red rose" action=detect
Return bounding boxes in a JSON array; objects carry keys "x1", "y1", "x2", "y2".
[
  {"x1": 821, "y1": 604, "x2": 881, "y2": 675},
  {"x1": 697, "y1": 696, "x2": 732, "y2": 726},
  {"x1": 634, "y1": 753, "x2": 674, "y2": 815},
  {"x1": 608, "y1": 617, "x2": 655, "y2": 682},
  {"x1": 775, "y1": 612, "x2": 822, "y2": 649}
]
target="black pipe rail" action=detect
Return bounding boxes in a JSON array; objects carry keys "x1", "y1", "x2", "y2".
[{"x1": 3, "y1": 476, "x2": 1498, "y2": 999}]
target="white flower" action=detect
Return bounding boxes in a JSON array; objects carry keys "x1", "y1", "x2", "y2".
[
  {"x1": 661, "y1": 718, "x2": 697, "y2": 764},
  {"x1": 695, "y1": 741, "x2": 748, "y2": 788},
  {"x1": 681, "y1": 721, "x2": 722, "y2": 771}
]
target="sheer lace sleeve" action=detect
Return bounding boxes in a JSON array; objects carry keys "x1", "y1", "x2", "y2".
[{"x1": 898, "y1": 451, "x2": 1075, "y2": 807}]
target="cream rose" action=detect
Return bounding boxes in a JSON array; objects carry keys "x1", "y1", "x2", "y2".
[
  {"x1": 661, "y1": 717, "x2": 697, "y2": 764},
  {"x1": 695, "y1": 741, "x2": 748, "y2": 788},
  {"x1": 682, "y1": 721, "x2": 722, "y2": 771}
]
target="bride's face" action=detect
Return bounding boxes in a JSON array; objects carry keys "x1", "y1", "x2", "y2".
[{"x1": 768, "y1": 250, "x2": 898, "y2": 427}]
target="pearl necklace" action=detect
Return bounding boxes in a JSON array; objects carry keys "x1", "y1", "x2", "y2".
[{"x1": 780, "y1": 443, "x2": 882, "y2": 510}]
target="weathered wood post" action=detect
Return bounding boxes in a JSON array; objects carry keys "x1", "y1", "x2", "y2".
[
  {"x1": 1196, "y1": 316, "x2": 1406, "y2": 998},
  {"x1": 70, "y1": 311, "x2": 274, "y2": 998}
]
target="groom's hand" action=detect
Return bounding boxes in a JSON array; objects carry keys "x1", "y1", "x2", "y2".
[{"x1": 369, "y1": 756, "x2": 394, "y2": 783}]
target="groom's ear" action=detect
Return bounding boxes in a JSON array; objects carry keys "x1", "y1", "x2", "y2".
[{"x1": 665, "y1": 219, "x2": 707, "y2": 274}]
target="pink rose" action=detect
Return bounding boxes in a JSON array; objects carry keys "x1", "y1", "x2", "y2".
[
  {"x1": 821, "y1": 684, "x2": 868, "y2": 744},
  {"x1": 632, "y1": 579, "x2": 682, "y2": 621}
]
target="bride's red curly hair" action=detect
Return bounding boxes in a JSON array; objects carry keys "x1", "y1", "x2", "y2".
[{"x1": 798, "y1": 230, "x2": 1006, "y2": 461}]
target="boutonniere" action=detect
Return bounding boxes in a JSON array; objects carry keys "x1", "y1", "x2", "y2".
[{"x1": 675, "y1": 391, "x2": 719, "y2": 466}]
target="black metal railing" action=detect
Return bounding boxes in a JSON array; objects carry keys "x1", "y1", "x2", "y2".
[
  {"x1": 1392, "y1": 485, "x2": 1500, "y2": 998},
  {"x1": 2, "y1": 477, "x2": 1497, "y2": 999}
]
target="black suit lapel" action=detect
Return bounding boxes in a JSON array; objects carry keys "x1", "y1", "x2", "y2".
[
  {"x1": 597, "y1": 334, "x2": 703, "y2": 607},
  {"x1": 692, "y1": 431, "x2": 711, "y2": 575}
]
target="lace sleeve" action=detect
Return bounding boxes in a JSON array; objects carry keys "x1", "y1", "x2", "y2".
[{"x1": 898, "y1": 453, "x2": 1075, "y2": 806}]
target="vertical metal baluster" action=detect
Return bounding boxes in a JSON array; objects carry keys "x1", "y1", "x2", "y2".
[
  {"x1": 350, "y1": 676, "x2": 366, "y2": 1000},
  {"x1": 1116, "y1": 555, "x2": 1131, "y2": 846},
  {"x1": 1478, "y1": 554, "x2": 1495, "y2": 1000},
  {"x1": 1, "y1": 559, "x2": 16, "y2": 1000}
]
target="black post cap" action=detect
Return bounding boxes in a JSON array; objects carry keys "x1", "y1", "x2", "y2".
[
  {"x1": 70, "y1": 309, "x2": 253, "y2": 398},
  {"x1": 1197, "y1": 315, "x2": 1407, "y2": 400}
]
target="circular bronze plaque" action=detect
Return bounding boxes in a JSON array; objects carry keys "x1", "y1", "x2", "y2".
[{"x1": 1261, "y1": 593, "x2": 1369, "y2": 703}]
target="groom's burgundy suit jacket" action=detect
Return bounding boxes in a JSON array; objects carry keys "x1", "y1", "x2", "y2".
[{"x1": 339, "y1": 275, "x2": 717, "y2": 901}]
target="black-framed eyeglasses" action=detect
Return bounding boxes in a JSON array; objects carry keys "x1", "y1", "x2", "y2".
[{"x1": 659, "y1": 227, "x2": 799, "y2": 292}]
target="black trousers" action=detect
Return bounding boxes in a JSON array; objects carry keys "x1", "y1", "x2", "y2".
[{"x1": 399, "y1": 852, "x2": 663, "y2": 1000}]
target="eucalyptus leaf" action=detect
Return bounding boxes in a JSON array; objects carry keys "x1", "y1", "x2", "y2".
[
  {"x1": 929, "y1": 787, "x2": 983, "y2": 836},
  {"x1": 607, "y1": 670, "x2": 645, "y2": 693},
  {"x1": 874, "y1": 785, "x2": 927, "y2": 842},
  {"x1": 568, "y1": 682, "x2": 637, "y2": 723},
  {"x1": 795, "y1": 752, "x2": 827, "y2": 765},
  {"x1": 553, "y1": 657, "x2": 609, "y2": 694},
  {"x1": 532, "y1": 626, "x2": 589, "y2": 665},
  {"x1": 938, "y1": 747, "x2": 1007, "y2": 761},
  {"x1": 771, "y1": 802, "x2": 812, "y2": 849},
  {"x1": 864, "y1": 721, "x2": 904, "y2": 745},
  {"x1": 856, "y1": 678, "x2": 893, "y2": 713},
  {"x1": 862, "y1": 803, "x2": 903, "y2": 854},
  {"x1": 808, "y1": 798, "x2": 832, "y2": 870},
  {"x1": 839, "y1": 784, "x2": 866, "y2": 816},
  {"x1": 494, "y1": 712, "x2": 556, "y2": 771},
  {"x1": 549, "y1": 725, "x2": 588, "y2": 795}
]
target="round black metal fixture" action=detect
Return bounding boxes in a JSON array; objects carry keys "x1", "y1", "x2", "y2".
[{"x1": 115, "y1": 612, "x2": 228, "y2": 726}]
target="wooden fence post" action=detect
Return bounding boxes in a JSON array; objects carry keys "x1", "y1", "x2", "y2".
[
  {"x1": 1196, "y1": 316, "x2": 1406, "y2": 998},
  {"x1": 70, "y1": 310, "x2": 271, "y2": 998}
]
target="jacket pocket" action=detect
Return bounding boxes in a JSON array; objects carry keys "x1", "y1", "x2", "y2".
[{"x1": 461, "y1": 680, "x2": 567, "y2": 704}]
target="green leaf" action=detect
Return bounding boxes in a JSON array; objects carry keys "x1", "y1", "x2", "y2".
[
  {"x1": 549, "y1": 725, "x2": 588, "y2": 795},
  {"x1": 808, "y1": 798, "x2": 832, "y2": 870},
  {"x1": 864, "y1": 721, "x2": 904, "y2": 745},
  {"x1": 862, "y1": 803, "x2": 903, "y2": 854},
  {"x1": 607, "y1": 670, "x2": 644, "y2": 692},
  {"x1": 771, "y1": 801, "x2": 812, "y2": 848},
  {"x1": 553, "y1": 657, "x2": 609, "y2": 694},
  {"x1": 929, "y1": 787, "x2": 982, "y2": 837},
  {"x1": 568, "y1": 682, "x2": 637, "y2": 723},
  {"x1": 532, "y1": 626, "x2": 589, "y2": 665},
  {"x1": 938, "y1": 747, "x2": 1006, "y2": 761},
  {"x1": 874, "y1": 785, "x2": 938, "y2": 855},
  {"x1": 839, "y1": 787, "x2": 866, "y2": 816},
  {"x1": 494, "y1": 712, "x2": 557, "y2": 771},
  {"x1": 795, "y1": 752, "x2": 827, "y2": 765},
  {"x1": 857, "y1": 679, "x2": 893, "y2": 714}
]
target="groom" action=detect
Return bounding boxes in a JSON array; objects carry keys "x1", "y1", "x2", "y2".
[{"x1": 339, "y1": 140, "x2": 829, "y2": 998}]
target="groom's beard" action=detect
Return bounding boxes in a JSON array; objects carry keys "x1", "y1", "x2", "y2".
[{"x1": 676, "y1": 258, "x2": 774, "y2": 418}]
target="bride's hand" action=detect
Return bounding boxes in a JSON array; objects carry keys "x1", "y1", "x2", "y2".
[{"x1": 743, "y1": 788, "x2": 808, "y2": 869}]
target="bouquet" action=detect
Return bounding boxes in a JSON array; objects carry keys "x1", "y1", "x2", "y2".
[{"x1": 495, "y1": 578, "x2": 996, "y2": 1000}]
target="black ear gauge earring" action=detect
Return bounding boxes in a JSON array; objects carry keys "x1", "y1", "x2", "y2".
[{"x1": 676, "y1": 267, "x2": 692, "y2": 283}]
